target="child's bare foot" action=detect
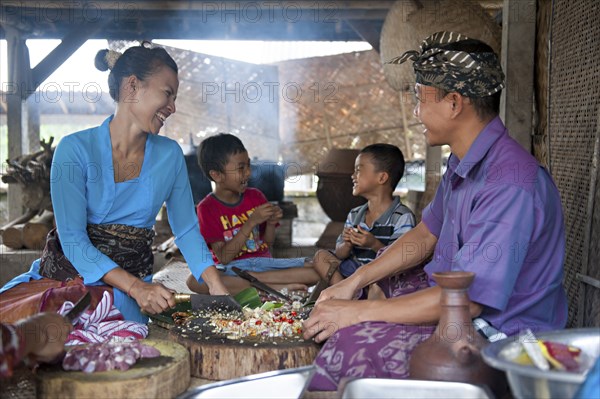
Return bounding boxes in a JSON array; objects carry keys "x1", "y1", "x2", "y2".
[{"x1": 270, "y1": 283, "x2": 308, "y2": 292}]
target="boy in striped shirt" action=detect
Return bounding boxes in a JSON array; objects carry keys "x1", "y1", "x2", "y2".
[{"x1": 313, "y1": 144, "x2": 415, "y2": 294}]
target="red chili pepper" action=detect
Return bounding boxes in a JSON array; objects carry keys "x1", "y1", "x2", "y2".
[
  {"x1": 290, "y1": 311, "x2": 297, "y2": 317},
  {"x1": 233, "y1": 320, "x2": 242, "y2": 325},
  {"x1": 288, "y1": 319, "x2": 294, "y2": 324},
  {"x1": 255, "y1": 320, "x2": 262, "y2": 325}
]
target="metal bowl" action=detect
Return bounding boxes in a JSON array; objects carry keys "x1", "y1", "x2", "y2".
[{"x1": 482, "y1": 328, "x2": 600, "y2": 399}]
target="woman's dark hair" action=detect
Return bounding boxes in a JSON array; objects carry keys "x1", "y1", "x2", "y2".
[
  {"x1": 197, "y1": 133, "x2": 248, "y2": 181},
  {"x1": 360, "y1": 143, "x2": 405, "y2": 189},
  {"x1": 95, "y1": 45, "x2": 178, "y2": 102}
]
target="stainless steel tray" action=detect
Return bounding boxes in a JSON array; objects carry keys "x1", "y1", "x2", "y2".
[
  {"x1": 178, "y1": 365, "x2": 315, "y2": 399},
  {"x1": 341, "y1": 378, "x2": 492, "y2": 399}
]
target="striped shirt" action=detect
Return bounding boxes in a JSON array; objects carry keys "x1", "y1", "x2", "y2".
[{"x1": 337, "y1": 196, "x2": 416, "y2": 264}]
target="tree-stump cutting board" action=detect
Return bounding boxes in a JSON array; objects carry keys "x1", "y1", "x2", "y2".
[
  {"x1": 35, "y1": 339, "x2": 190, "y2": 399},
  {"x1": 170, "y1": 318, "x2": 321, "y2": 380}
]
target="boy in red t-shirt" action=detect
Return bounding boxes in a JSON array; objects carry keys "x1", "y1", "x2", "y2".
[{"x1": 186, "y1": 133, "x2": 319, "y2": 295}]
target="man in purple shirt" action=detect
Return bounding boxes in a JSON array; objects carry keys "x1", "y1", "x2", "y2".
[{"x1": 303, "y1": 31, "x2": 567, "y2": 391}]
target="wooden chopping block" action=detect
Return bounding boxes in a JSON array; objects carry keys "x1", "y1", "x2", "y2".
[
  {"x1": 35, "y1": 339, "x2": 190, "y2": 399},
  {"x1": 170, "y1": 326, "x2": 321, "y2": 381}
]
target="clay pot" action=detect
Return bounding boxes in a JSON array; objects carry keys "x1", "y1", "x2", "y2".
[
  {"x1": 315, "y1": 148, "x2": 366, "y2": 222},
  {"x1": 409, "y1": 271, "x2": 506, "y2": 396}
]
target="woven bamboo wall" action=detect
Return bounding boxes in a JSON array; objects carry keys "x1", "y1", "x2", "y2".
[
  {"x1": 162, "y1": 46, "x2": 280, "y2": 160},
  {"x1": 108, "y1": 41, "x2": 279, "y2": 159},
  {"x1": 547, "y1": 0, "x2": 600, "y2": 327},
  {"x1": 276, "y1": 50, "x2": 425, "y2": 175}
]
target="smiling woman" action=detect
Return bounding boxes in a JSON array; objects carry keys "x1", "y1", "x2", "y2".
[{"x1": 0, "y1": 43, "x2": 230, "y2": 325}]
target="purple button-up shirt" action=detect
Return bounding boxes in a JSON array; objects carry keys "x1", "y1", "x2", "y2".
[{"x1": 422, "y1": 117, "x2": 568, "y2": 336}]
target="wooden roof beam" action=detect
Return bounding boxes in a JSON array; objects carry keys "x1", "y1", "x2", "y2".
[
  {"x1": 345, "y1": 19, "x2": 382, "y2": 53},
  {"x1": 30, "y1": 22, "x2": 104, "y2": 92}
]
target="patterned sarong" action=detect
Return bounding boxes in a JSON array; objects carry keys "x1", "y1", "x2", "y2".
[
  {"x1": 308, "y1": 266, "x2": 435, "y2": 391},
  {"x1": 39, "y1": 224, "x2": 155, "y2": 280}
]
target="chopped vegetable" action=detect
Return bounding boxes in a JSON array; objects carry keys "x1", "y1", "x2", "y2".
[
  {"x1": 261, "y1": 301, "x2": 284, "y2": 311},
  {"x1": 538, "y1": 341, "x2": 582, "y2": 371},
  {"x1": 234, "y1": 287, "x2": 262, "y2": 309},
  {"x1": 208, "y1": 307, "x2": 304, "y2": 340}
]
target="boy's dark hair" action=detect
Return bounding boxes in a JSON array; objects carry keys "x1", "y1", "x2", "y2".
[
  {"x1": 360, "y1": 143, "x2": 405, "y2": 189},
  {"x1": 197, "y1": 133, "x2": 247, "y2": 181},
  {"x1": 438, "y1": 39, "x2": 501, "y2": 120}
]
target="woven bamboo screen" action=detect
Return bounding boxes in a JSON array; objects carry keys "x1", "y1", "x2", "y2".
[
  {"x1": 547, "y1": 0, "x2": 600, "y2": 327},
  {"x1": 161, "y1": 46, "x2": 280, "y2": 160},
  {"x1": 108, "y1": 41, "x2": 280, "y2": 159},
  {"x1": 276, "y1": 50, "x2": 426, "y2": 174}
]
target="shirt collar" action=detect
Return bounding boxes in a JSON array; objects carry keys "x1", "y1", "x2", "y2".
[
  {"x1": 354, "y1": 196, "x2": 401, "y2": 227},
  {"x1": 448, "y1": 116, "x2": 507, "y2": 179}
]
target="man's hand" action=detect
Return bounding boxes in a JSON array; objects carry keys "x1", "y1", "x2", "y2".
[
  {"x1": 302, "y1": 299, "x2": 366, "y2": 343},
  {"x1": 316, "y1": 276, "x2": 361, "y2": 304},
  {"x1": 130, "y1": 281, "x2": 176, "y2": 314},
  {"x1": 16, "y1": 312, "x2": 73, "y2": 363}
]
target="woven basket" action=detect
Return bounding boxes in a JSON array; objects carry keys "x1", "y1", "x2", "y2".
[{"x1": 380, "y1": 0, "x2": 502, "y2": 91}]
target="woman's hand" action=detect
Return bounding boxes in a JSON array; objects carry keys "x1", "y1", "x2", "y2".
[
  {"x1": 130, "y1": 281, "x2": 176, "y2": 314},
  {"x1": 302, "y1": 299, "x2": 366, "y2": 343},
  {"x1": 16, "y1": 312, "x2": 73, "y2": 363}
]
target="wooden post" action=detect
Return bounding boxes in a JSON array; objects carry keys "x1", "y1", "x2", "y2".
[
  {"x1": 500, "y1": 0, "x2": 537, "y2": 153},
  {"x1": 5, "y1": 28, "x2": 30, "y2": 220},
  {"x1": 4, "y1": 22, "x2": 101, "y2": 220},
  {"x1": 26, "y1": 96, "x2": 41, "y2": 153}
]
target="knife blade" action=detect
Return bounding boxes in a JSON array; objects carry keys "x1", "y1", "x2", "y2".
[
  {"x1": 64, "y1": 291, "x2": 91, "y2": 325},
  {"x1": 304, "y1": 259, "x2": 340, "y2": 306},
  {"x1": 174, "y1": 293, "x2": 242, "y2": 312},
  {"x1": 231, "y1": 266, "x2": 292, "y2": 302}
]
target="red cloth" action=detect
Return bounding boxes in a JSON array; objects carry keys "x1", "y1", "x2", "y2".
[
  {"x1": 196, "y1": 188, "x2": 272, "y2": 264},
  {"x1": 0, "y1": 278, "x2": 110, "y2": 324}
]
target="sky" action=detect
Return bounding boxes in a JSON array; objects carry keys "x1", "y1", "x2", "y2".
[{"x1": 0, "y1": 39, "x2": 371, "y2": 92}]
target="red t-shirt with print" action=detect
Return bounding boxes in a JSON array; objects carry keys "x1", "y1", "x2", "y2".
[{"x1": 196, "y1": 188, "x2": 272, "y2": 264}]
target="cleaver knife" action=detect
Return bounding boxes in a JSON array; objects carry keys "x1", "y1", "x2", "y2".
[
  {"x1": 174, "y1": 293, "x2": 242, "y2": 312},
  {"x1": 303, "y1": 259, "x2": 340, "y2": 306},
  {"x1": 64, "y1": 291, "x2": 92, "y2": 325},
  {"x1": 231, "y1": 266, "x2": 293, "y2": 302}
]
